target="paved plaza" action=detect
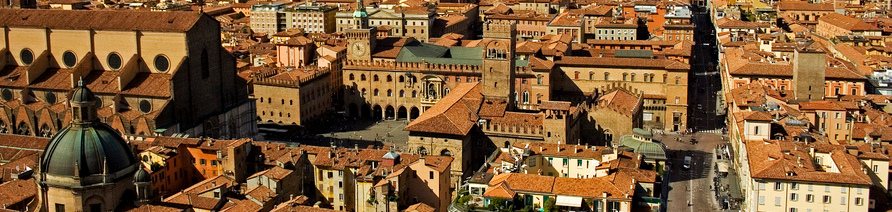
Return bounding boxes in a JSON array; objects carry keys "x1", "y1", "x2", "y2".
[{"x1": 317, "y1": 119, "x2": 411, "y2": 150}]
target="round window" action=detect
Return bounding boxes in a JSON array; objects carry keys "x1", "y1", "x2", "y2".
[
  {"x1": 154, "y1": 55, "x2": 169, "y2": 72},
  {"x1": 20, "y1": 49, "x2": 33, "y2": 65},
  {"x1": 0, "y1": 89, "x2": 11, "y2": 101},
  {"x1": 107, "y1": 53, "x2": 122, "y2": 70},
  {"x1": 45, "y1": 92, "x2": 56, "y2": 105},
  {"x1": 139, "y1": 100, "x2": 152, "y2": 113},
  {"x1": 62, "y1": 51, "x2": 77, "y2": 68}
]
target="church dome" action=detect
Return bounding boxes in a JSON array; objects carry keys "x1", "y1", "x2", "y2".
[
  {"x1": 39, "y1": 83, "x2": 136, "y2": 185},
  {"x1": 134, "y1": 167, "x2": 151, "y2": 183},
  {"x1": 70, "y1": 80, "x2": 95, "y2": 103}
]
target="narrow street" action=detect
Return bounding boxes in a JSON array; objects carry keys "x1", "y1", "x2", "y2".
[
  {"x1": 661, "y1": 132, "x2": 725, "y2": 212},
  {"x1": 662, "y1": 4, "x2": 731, "y2": 212}
]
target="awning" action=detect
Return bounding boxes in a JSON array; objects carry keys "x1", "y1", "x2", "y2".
[
  {"x1": 717, "y1": 162, "x2": 730, "y2": 173},
  {"x1": 555, "y1": 195, "x2": 583, "y2": 207}
]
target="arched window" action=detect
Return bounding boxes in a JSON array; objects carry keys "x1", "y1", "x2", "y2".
[
  {"x1": 623, "y1": 73, "x2": 628, "y2": 81},
  {"x1": 387, "y1": 89, "x2": 392, "y2": 97},
  {"x1": 361, "y1": 74, "x2": 366, "y2": 81},
  {"x1": 523, "y1": 91, "x2": 529, "y2": 103},
  {"x1": 663, "y1": 74, "x2": 668, "y2": 82},
  {"x1": 373, "y1": 75, "x2": 379, "y2": 81},
  {"x1": 362, "y1": 88, "x2": 367, "y2": 96},
  {"x1": 412, "y1": 90, "x2": 418, "y2": 98},
  {"x1": 440, "y1": 149, "x2": 452, "y2": 157},
  {"x1": 399, "y1": 90, "x2": 405, "y2": 97},
  {"x1": 675, "y1": 77, "x2": 680, "y2": 84},
  {"x1": 589, "y1": 72, "x2": 594, "y2": 80},
  {"x1": 349, "y1": 74, "x2": 355, "y2": 80},
  {"x1": 418, "y1": 147, "x2": 428, "y2": 155},
  {"x1": 574, "y1": 71, "x2": 579, "y2": 79},
  {"x1": 537, "y1": 75, "x2": 543, "y2": 84},
  {"x1": 630, "y1": 74, "x2": 635, "y2": 81},
  {"x1": 399, "y1": 76, "x2": 405, "y2": 82},
  {"x1": 200, "y1": 49, "x2": 209, "y2": 79},
  {"x1": 604, "y1": 72, "x2": 609, "y2": 80},
  {"x1": 374, "y1": 89, "x2": 379, "y2": 96},
  {"x1": 387, "y1": 75, "x2": 392, "y2": 82}
]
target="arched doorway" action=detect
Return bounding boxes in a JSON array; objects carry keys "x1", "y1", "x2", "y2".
[
  {"x1": 385, "y1": 106, "x2": 395, "y2": 120},
  {"x1": 362, "y1": 104, "x2": 372, "y2": 119},
  {"x1": 373, "y1": 105, "x2": 383, "y2": 120},
  {"x1": 418, "y1": 147, "x2": 428, "y2": 155},
  {"x1": 397, "y1": 106, "x2": 407, "y2": 120},
  {"x1": 410, "y1": 107, "x2": 420, "y2": 119},
  {"x1": 348, "y1": 103, "x2": 359, "y2": 117}
]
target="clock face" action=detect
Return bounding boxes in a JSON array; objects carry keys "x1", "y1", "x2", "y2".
[{"x1": 352, "y1": 43, "x2": 367, "y2": 56}]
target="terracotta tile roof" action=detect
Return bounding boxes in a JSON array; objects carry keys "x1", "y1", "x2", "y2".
[
  {"x1": 528, "y1": 57, "x2": 554, "y2": 70},
  {"x1": 0, "y1": 152, "x2": 37, "y2": 182},
  {"x1": 403, "y1": 203, "x2": 436, "y2": 212},
  {"x1": 616, "y1": 167, "x2": 657, "y2": 183},
  {"x1": 0, "y1": 179, "x2": 36, "y2": 207},
  {"x1": 126, "y1": 204, "x2": 191, "y2": 212},
  {"x1": 483, "y1": 182, "x2": 516, "y2": 198},
  {"x1": 163, "y1": 175, "x2": 238, "y2": 209},
  {"x1": 735, "y1": 111, "x2": 773, "y2": 121},
  {"x1": 819, "y1": 13, "x2": 880, "y2": 31},
  {"x1": 715, "y1": 18, "x2": 769, "y2": 29},
  {"x1": 512, "y1": 142, "x2": 608, "y2": 159},
  {"x1": 727, "y1": 83, "x2": 786, "y2": 107},
  {"x1": 598, "y1": 89, "x2": 641, "y2": 117},
  {"x1": 405, "y1": 82, "x2": 481, "y2": 135},
  {"x1": 745, "y1": 140, "x2": 872, "y2": 185},
  {"x1": 556, "y1": 56, "x2": 690, "y2": 70},
  {"x1": 553, "y1": 176, "x2": 632, "y2": 198},
  {"x1": 281, "y1": 36, "x2": 314, "y2": 46},
  {"x1": 538, "y1": 101, "x2": 571, "y2": 111},
  {"x1": 486, "y1": 172, "x2": 635, "y2": 199},
  {"x1": 548, "y1": 10, "x2": 583, "y2": 26},
  {"x1": 777, "y1": 1, "x2": 834, "y2": 11},
  {"x1": 271, "y1": 205, "x2": 340, "y2": 212},
  {"x1": 0, "y1": 9, "x2": 203, "y2": 32},
  {"x1": 799, "y1": 100, "x2": 857, "y2": 111},
  {"x1": 245, "y1": 185, "x2": 276, "y2": 203},
  {"x1": 249, "y1": 166, "x2": 293, "y2": 180}
]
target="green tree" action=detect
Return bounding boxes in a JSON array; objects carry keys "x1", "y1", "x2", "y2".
[
  {"x1": 543, "y1": 198, "x2": 557, "y2": 212},
  {"x1": 488, "y1": 197, "x2": 508, "y2": 211}
]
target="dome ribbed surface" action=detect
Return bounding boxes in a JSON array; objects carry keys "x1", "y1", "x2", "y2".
[
  {"x1": 134, "y1": 167, "x2": 151, "y2": 183},
  {"x1": 40, "y1": 123, "x2": 136, "y2": 178}
]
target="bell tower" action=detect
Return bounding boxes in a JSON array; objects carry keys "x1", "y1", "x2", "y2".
[
  {"x1": 346, "y1": 0, "x2": 376, "y2": 61},
  {"x1": 481, "y1": 21, "x2": 517, "y2": 107}
]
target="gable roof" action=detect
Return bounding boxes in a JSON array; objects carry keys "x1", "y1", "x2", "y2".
[
  {"x1": 819, "y1": 13, "x2": 880, "y2": 31},
  {"x1": 0, "y1": 9, "x2": 204, "y2": 32},
  {"x1": 404, "y1": 83, "x2": 481, "y2": 135}
]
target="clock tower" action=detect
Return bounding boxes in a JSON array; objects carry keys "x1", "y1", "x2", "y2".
[
  {"x1": 481, "y1": 21, "x2": 517, "y2": 108},
  {"x1": 346, "y1": 0, "x2": 376, "y2": 61}
]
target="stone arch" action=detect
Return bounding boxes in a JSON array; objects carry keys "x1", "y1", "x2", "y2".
[
  {"x1": 348, "y1": 103, "x2": 359, "y2": 117},
  {"x1": 385, "y1": 105, "x2": 395, "y2": 120},
  {"x1": 410, "y1": 107, "x2": 420, "y2": 119},
  {"x1": 84, "y1": 195, "x2": 106, "y2": 212},
  {"x1": 440, "y1": 149, "x2": 452, "y2": 157},
  {"x1": 362, "y1": 104, "x2": 372, "y2": 119},
  {"x1": 397, "y1": 106, "x2": 407, "y2": 120},
  {"x1": 418, "y1": 147, "x2": 428, "y2": 155},
  {"x1": 373, "y1": 105, "x2": 383, "y2": 120}
]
